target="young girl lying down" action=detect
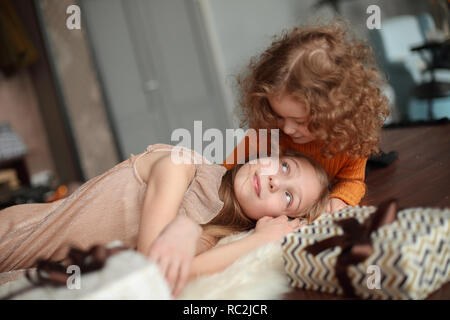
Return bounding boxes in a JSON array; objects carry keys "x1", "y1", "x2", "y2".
[{"x1": 0, "y1": 144, "x2": 330, "y2": 296}]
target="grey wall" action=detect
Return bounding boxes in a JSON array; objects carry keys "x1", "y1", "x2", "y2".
[
  {"x1": 208, "y1": 0, "x2": 332, "y2": 119},
  {"x1": 341, "y1": 0, "x2": 432, "y2": 38},
  {"x1": 209, "y1": 0, "x2": 333, "y2": 78}
]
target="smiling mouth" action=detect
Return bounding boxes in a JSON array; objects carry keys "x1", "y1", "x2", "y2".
[{"x1": 253, "y1": 172, "x2": 261, "y2": 197}]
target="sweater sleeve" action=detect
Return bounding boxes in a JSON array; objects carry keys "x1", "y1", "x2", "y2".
[{"x1": 330, "y1": 157, "x2": 368, "y2": 206}]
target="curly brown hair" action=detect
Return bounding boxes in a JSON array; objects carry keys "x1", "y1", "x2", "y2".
[{"x1": 236, "y1": 18, "x2": 390, "y2": 158}]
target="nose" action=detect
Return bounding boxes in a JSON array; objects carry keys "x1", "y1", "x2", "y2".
[
  {"x1": 268, "y1": 175, "x2": 281, "y2": 192},
  {"x1": 282, "y1": 119, "x2": 296, "y2": 135}
]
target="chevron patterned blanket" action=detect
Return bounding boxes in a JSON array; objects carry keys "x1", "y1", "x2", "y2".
[{"x1": 282, "y1": 199, "x2": 450, "y2": 299}]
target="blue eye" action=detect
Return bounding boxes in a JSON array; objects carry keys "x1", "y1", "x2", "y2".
[
  {"x1": 281, "y1": 162, "x2": 289, "y2": 173},
  {"x1": 285, "y1": 191, "x2": 292, "y2": 206}
]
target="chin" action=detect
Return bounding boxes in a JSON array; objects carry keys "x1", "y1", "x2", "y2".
[
  {"x1": 245, "y1": 211, "x2": 259, "y2": 221},
  {"x1": 292, "y1": 136, "x2": 313, "y2": 144}
]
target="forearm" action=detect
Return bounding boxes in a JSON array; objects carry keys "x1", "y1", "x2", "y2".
[
  {"x1": 188, "y1": 233, "x2": 268, "y2": 280},
  {"x1": 135, "y1": 156, "x2": 196, "y2": 255},
  {"x1": 136, "y1": 207, "x2": 178, "y2": 255}
]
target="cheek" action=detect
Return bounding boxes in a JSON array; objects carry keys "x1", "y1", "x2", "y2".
[
  {"x1": 299, "y1": 126, "x2": 312, "y2": 136},
  {"x1": 233, "y1": 173, "x2": 250, "y2": 204},
  {"x1": 276, "y1": 118, "x2": 284, "y2": 129},
  {"x1": 260, "y1": 196, "x2": 283, "y2": 216}
]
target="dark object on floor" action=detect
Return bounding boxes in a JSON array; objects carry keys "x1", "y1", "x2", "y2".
[
  {"x1": 383, "y1": 117, "x2": 449, "y2": 129},
  {"x1": 0, "y1": 122, "x2": 30, "y2": 187},
  {"x1": 1, "y1": 244, "x2": 129, "y2": 300},
  {"x1": 366, "y1": 150, "x2": 399, "y2": 175},
  {"x1": 0, "y1": 185, "x2": 52, "y2": 210}
]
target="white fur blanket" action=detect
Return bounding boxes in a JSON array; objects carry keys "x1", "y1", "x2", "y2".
[
  {"x1": 0, "y1": 232, "x2": 291, "y2": 300},
  {"x1": 178, "y1": 230, "x2": 291, "y2": 300}
]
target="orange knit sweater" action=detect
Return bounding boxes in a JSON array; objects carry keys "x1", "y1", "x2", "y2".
[{"x1": 222, "y1": 133, "x2": 367, "y2": 206}]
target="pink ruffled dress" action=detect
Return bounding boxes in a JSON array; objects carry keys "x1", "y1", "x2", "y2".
[{"x1": 0, "y1": 144, "x2": 226, "y2": 273}]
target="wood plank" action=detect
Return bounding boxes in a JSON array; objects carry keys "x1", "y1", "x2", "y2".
[{"x1": 364, "y1": 123, "x2": 450, "y2": 208}]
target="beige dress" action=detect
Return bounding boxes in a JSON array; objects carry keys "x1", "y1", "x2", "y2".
[{"x1": 0, "y1": 144, "x2": 226, "y2": 273}]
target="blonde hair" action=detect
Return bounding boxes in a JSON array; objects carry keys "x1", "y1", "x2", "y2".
[
  {"x1": 203, "y1": 153, "x2": 330, "y2": 240},
  {"x1": 237, "y1": 18, "x2": 389, "y2": 158},
  {"x1": 201, "y1": 164, "x2": 254, "y2": 239},
  {"x1": 283, "y1": 151, "x2": 331, "y2": 222}
]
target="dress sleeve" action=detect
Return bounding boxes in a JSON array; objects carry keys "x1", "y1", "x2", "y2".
[
  {"x1": 145, "y1": 143, "x2": 227, "y2": 224},
  {"x1": 178, "y1": 163, "x2": 227, "y2": 225},
  {"x1": 330, "y1": 157, "x2": 368, "y2": 206}
]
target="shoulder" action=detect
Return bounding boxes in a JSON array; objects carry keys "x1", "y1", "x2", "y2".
[
  {"x1": 152, "y1": 153, "x2": 196, "y2": 183},
  {"x1": 138, "y1": 151, "x2": 196, "y2": 185},
  {"x1": 155, "y1": 153, "x2": 195, "y2": 177},
  {"x1": 327, "y1": 154, "x2": 367, "y2": 176},
  {"x1": 341, "y1": 154, "x2": 368, "y2": 166}
]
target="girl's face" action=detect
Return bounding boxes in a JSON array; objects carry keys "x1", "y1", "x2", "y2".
[
  {"x1": 233, "y1": 156, "x2": 323, "y2": 220},
  {"x1": 268, "y1": 94, "x2": 315, "y2": 144}
]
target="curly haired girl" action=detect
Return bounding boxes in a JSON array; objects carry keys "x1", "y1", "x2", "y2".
[{"x1": 224, "y1": 18, "x2": 390, "y2": 213}]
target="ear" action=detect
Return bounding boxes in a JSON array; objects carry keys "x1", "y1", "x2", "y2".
[{"x1": 325, "y1": 198, "x2": 332, "y2": 214}]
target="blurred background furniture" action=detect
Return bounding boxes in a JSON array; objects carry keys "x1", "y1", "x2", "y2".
[
  {"x1": 0, "y1": 122, "x2": 30, "y2": 187},
  {"x1": 0, "y1": 122, "x2": 57, "y2": 209},
  {"x1": 411, "y1": 38, "x2": 450, "y2": 119},
  {"x1": 368, "y1": 12, "x2": 450, "y2": 123}
]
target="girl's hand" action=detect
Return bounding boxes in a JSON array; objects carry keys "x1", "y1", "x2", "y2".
[
  {"x1": 147, "y1": 214, "x2": 202, "y2": 297},
  {"x1": 254, "y1": 215, "x2": 305, "y2": 243},
  {"x1": 328, "y1": 198, "x2": 348, "y2": 213}
]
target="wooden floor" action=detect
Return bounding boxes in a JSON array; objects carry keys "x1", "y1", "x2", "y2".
[
  {"x1": 284, "y1": 123, "x2": 450, "y2": 300},
  {"x1": 363, "y1": 123, "x2": 450, "y2": 209}
]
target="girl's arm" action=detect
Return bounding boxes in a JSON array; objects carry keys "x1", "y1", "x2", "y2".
[
  {"x1": 188, "y1": 216, "x2": 302, "y2": 280},
  {"x1": 136, "y1": 154, "x2": 196, "y2": 256},
  {"x1": 188, "y1": 232, "x2": 268, "y2": 280},
  {"x1": 137, "y1": 154, "x2": 204, "y2": 296}
]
